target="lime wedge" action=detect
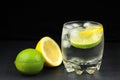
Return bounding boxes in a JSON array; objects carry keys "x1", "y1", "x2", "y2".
[{"x1": 70, "y1": 26, "x2": 103, "y2": 49}]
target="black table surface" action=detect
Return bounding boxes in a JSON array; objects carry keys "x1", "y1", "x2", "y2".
[{"x1": 0, "y1": 40, "x2": 120, "y2": 80}]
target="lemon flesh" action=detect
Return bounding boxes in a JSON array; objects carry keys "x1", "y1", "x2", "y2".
[
  {"x1": 70, "y1": 26, "x2": 103, "y2": 49},
  {"x1": 35, "y1": 36, "x2": 62, "y2": 67},
  {"x1": 14, "y1": 48, "x2": 45, "y2": 75}
]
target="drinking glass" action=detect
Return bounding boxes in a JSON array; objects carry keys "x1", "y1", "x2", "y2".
[{"x1": 61, "y1": 21, "x2": 104, "y2": 75}]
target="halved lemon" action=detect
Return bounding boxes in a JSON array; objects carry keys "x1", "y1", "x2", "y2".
[
  {"x1": 70, "y1": 26, "x2": 103, "y2": 49},
  {"x1": 35, "y1": 36, "x2": 62, "y2": 67}
]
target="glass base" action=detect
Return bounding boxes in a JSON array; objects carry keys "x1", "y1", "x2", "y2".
[{"x1": 63, "y1": 60, "x2": 102, "y2": 75}]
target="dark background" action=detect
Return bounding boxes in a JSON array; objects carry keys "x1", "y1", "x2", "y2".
[
  {"x1": 0, "y1": 1, "x2": 120, "y2": 80},
  {"x1": 1, "y1": 1, "x2": 120, "y2": 43}
]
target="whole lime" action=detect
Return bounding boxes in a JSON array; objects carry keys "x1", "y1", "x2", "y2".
[{"x1": 14, "y1": 48, "x2": 45, "y2": 75}]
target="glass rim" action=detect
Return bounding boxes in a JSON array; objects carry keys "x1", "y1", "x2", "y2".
[{"x1": 63, "y1": 20, "x2": 103, "y2": 27}]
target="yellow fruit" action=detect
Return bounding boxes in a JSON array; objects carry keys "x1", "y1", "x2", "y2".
[
  {"x1": 80, "y1": 26, "x2": 103, "y2": 36},
  {"x1": 70, "y1": 26, "x2": 103, "y2": 49},
  {"x1": 35, "y1": 36, "x2": 62, "y2": 67}
]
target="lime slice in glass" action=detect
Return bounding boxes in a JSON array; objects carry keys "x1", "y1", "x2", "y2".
[{"x1": 70, "y1": 26, "x2": 103, "y2": 49}]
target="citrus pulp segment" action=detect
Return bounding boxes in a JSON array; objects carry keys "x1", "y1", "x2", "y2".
[
  {"x1": 70, "y1": 26, "x2": 103, "y2": 49},
  {"x1": 35, "y1": 36, "x2": 62, "y2": 67}
]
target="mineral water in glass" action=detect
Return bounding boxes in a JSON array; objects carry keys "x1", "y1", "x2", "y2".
[{"x1": 61, "y1": 21, "x2": 104, "y2": 75}]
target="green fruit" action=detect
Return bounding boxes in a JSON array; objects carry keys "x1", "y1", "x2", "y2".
[
  {"x1": 14, "y1": 48, "x2": 45, "y2": 75},
  {"x1": 70, "y1": 26, "x2": 103, "y2": 49},
  {"x1": 70, "y1": 37, "x2": 102, "y2": 49}
]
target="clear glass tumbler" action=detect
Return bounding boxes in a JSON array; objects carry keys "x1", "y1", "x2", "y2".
[{"x1": 61, "y1": 21, "x2": 104, "y2": 75}]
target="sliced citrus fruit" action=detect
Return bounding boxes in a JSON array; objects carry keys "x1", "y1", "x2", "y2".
[
  {"x1": 35, "y1": 36, "x2": 62, "y2": 67},
  {"x1": 70, "y1": 26, "x2": 103, "y2": 49},
  {"x1": 80, "y1": 26, "x2": 103, "y2": 36}
]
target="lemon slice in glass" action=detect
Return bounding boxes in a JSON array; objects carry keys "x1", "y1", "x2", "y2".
[{"x1": 70, "y1": 26, "x2": 103, "y2": 49}]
